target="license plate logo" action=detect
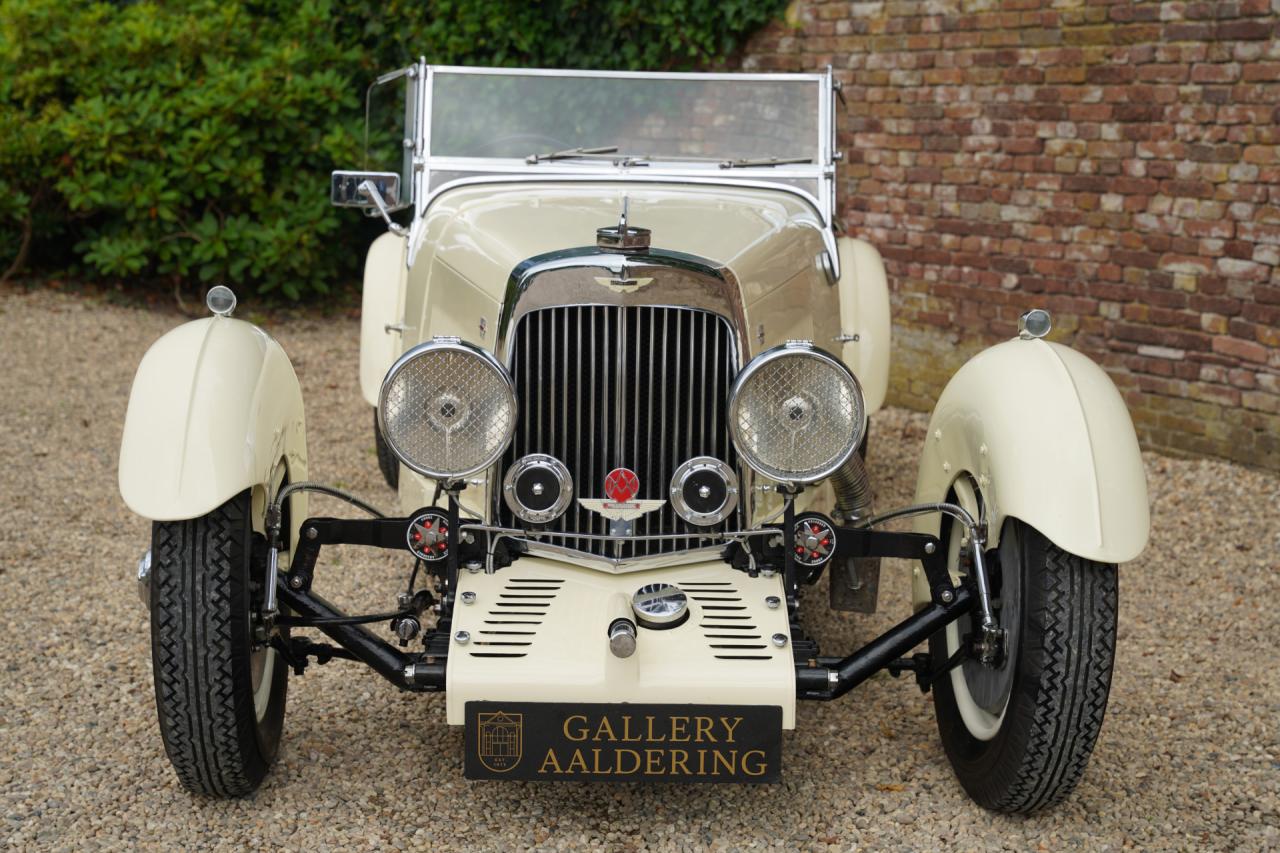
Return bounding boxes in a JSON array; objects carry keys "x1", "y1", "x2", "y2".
[
  {"x1": 475, "y1": 711, "x2": 523, "y2": 772},
  {"x1": 465, "y1": 702, "x2": 782, "y2": 783}
]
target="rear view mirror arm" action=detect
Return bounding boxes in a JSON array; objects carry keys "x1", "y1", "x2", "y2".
[{"x1": 359, "y1": 180, "x2": 407, "y2": 236}]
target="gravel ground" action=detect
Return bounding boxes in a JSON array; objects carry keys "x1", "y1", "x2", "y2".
[{"x1": 1, "y1": 287, "x2": 1277, "y2": 851}]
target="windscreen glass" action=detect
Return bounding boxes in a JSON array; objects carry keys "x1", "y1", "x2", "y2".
[{"x1": 429, "y1": 71, "x2": 821, "y2": 165}]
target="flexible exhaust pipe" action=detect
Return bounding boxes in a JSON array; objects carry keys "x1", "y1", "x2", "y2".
[
  {"x1": 831, "y1": 451, "x2": 873, "y2": 525},
  {"x1": 829, "y1": 450, "x2": 881, "y2": 612}
]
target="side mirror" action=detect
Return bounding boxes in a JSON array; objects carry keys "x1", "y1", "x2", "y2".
[{"x1": 331, "y1": 171, "x2": 401, "y2": 208}]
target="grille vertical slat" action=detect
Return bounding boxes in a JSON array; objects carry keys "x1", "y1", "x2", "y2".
[
  {"x1": 537, "y1": 310, "x2": 545, "y2": 453},
  {"x1": 658, "y1": 309, "x2": 669, "y2": 533},
  {"x1": 601, "y1": 310, "x2": 609, "y2": 541},
  {"x1": 631, "y1": 310, "x2": 642, "y2": 558},
  {"x1": 711, "y1": 314, "x2": 721, "y2": 461},
  {"x1": 644, "y1": 313, "x2": 656, "y2": 543},
  {"x1": 561, "y1": 309, "x2": 571, "y2": 551},
  {"x1": 501, "y1": 305, "x2": 738, "y2": 560},
  {"x1": 675, "y1": 312, "x2": 686, "y2": 471},
  {"x1": 588, "y1": 309, "x2": 598, "y2": 543},
  {"x1": 575, "y1": 309, "x2": 585, "y2": 552},
  {"x1": 522, "y1": 318, "x2": 531, "y2": 458},
  {"x1": 700, "y1": 312, "x2": 708, "y2": 449}
]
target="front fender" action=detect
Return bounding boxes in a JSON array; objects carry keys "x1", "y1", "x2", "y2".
[
  {"x1": 912, "y1": 337, "x2": 1149, "y2": 564},
  {"x1": 359, "y1": 231, "x2": 409, "y2": 407},
  {"x1": 836, "y1": 237, "x2": 891, "y2": 415},
  {"x1": 119, "y1": 317, "x2": 308, "y2": 521}
]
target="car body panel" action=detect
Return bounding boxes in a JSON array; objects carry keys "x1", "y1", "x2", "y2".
[
  {"x1": 119, "y1": 317, "x2": 308, "y2": 524},
  {"x1": 835, "y1": 236, "x2": 891, "y2": 415},
  {"x1": 404, "y1": 181, "x2": 831, "y2": 348},
  {"x1": 359, "y1": 231, "x2": 409, "y2": 407},
  {"x1": 445, "y1": 557, "x2": 796, "y2": 728},
  {"x1": 911, "y1": 337, "x2": 1150, "y2": 601}
]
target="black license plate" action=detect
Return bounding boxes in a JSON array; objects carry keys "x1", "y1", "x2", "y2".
[{"x1": 464, "y1": 702, "x2": 782, "y2": 782}]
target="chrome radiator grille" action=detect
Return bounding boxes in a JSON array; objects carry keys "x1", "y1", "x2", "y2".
[{"x1": 499, "y1": 305, "x2": 740, "y2": 560}]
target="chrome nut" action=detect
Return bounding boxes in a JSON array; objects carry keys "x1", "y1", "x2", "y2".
[{"x1": 396, "y1": 617, "x2": 421, "y2": 643}]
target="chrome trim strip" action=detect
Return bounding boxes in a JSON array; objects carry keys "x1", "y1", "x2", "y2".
[
  {"x1": 461, "y1": 521, "x2": 776, "y2": 572},
  {"x1": 460, "y1": 523, "x2": 775, "y2": 542},
  {"x1": 428, "y1": 65, "x2": 827, "y2": 83},
  {"x1": 426, "y1": 156, "x2": 824, "y2": 180},
  {"x1": 496, "y1": 248, "x2": 749, "y2": 366},
  {"x1": 517, "y1": 542, "x2": 732, "y2": 573}
]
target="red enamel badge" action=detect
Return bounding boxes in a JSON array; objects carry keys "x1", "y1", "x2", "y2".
[{"x1": 603, "y1": 468, "x2": 640, "y2": 503}]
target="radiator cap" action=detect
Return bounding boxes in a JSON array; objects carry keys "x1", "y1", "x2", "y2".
[{"x1": 597, "y1": 198, "x2": 650, "y2": 253}]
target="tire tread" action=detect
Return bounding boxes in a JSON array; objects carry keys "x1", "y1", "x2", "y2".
[
  {"x1": 992, "y1": 537, "x2": 1117, "y2": 813},
  {"x1": 150, "y1": 493, "x2": 267, "y2": 797},
  {"x1": 933, "y1": 520, "x2": 1118, "y2": 814}
]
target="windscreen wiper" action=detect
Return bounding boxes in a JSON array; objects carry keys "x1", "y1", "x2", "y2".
[
  {"x1": 524, "y1": 148, "x2": 814, "y2": 168},
  {"x1": 525, "y1": 145, "x2": 619, "y2": 164},
  {"x1": 719, "y1": 156, "x2": 814, "y2": 169}
]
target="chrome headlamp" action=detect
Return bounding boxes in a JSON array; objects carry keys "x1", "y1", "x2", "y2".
[
  {"x1": 727, "y1": 341, "x2": 866, "y2": 486},
  {"x1": 378, "y1": 337, "x2": 517, "y2": 480}
]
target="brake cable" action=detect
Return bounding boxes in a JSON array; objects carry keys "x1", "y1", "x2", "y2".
[
  {"x1": 261, "y1": 482, "x2": 389, "y2": 622},
  {"x1": 861, "y1": 501, "x2": 1004, "y2": 665}
]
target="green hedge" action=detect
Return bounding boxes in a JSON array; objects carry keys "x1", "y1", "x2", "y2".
[{"x1": 0, "y1": 0, "x2": 786, "y2": 300}]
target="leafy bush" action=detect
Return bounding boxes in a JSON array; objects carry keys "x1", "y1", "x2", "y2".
[{"x1": 0, "y1": 0, "x2": 785, "y2": 300}]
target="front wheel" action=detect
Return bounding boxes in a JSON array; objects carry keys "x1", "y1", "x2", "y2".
[
  {"x1": 931, "y1": 516, "x2": 1118, "y2": 813},
  {"x1": 150, "y1": 489, "x2": 288, "y2": 796}
]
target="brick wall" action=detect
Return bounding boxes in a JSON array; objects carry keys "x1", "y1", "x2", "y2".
[{"x1": 740, "y1": 0, "x2": 1280, "y2": 470}]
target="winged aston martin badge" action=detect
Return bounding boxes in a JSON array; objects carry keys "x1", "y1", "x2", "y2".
[
  {"x1": 578, "y1": 468, "x2": 665, "y2": 521},
  {"x1": 592, "y1": 274, "x2": 654, "y2": 294}
]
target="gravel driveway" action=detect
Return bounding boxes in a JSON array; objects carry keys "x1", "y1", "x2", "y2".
[{"x1": 1, "y1": 288, "x2": 1277, "y2": 850}]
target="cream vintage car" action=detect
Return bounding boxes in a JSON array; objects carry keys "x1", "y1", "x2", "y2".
[{"x1": 120, "y1": 64, "x2": 1150, "y2": 810}]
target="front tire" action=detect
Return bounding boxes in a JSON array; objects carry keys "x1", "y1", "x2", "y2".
[
  {"x1": 150, "y1": 490, "x2": 288, "y2": 797},
  {"x1": 931, "y1": 517, "x2": 1118, "y2": 813}
]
